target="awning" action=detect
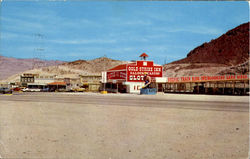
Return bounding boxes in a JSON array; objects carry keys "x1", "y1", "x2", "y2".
[
  {"x1": 27, "y1": 83, "x2": 47, "y2": 86},
  {"x1": 47, "y1": 82, "x2": 66, "y2": 86}
]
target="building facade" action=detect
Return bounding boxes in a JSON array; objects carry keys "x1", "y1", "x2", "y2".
[
  {"x1": 80, "y1": 75, "x2": 102, "y2": 92},
  {"x1": 102, "y1": 57, "x2": 163, "y2": 93}
]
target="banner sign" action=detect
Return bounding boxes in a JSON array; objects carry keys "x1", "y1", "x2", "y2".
[
  {"x1": 107, "y1": 71, "x2": 126, "y2": 80},
  {"x1": 167, "y1": 75, "x2": 249, "y2": 83},
  {"x1": 127, "y1": 61, "x2": 163, "y2": 82}
]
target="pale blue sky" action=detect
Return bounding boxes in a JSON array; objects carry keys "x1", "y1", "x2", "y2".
[{"x1": 0, "y1": 1, "x2": 249, "y2": 64}]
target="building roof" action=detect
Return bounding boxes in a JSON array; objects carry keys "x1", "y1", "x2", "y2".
[
  {"x1": 47, "y1": 82, "x2": 66, "y2": 85},
  {"x1": 139, "y1": 53, "x2": 149, "y2": 57},
  {"x1": 108, "y1": 64, "x2": 127, "y2": 71}
]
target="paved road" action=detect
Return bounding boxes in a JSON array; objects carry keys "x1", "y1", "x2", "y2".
[
  {"x1": 0, "y1": 92, "x2": 249, "y2": 159},
  {"x1": 0, "y1": 92, "x2": 248, "y2": 112}
]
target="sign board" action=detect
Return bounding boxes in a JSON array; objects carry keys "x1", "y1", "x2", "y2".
[
  {"x1": 127, "y1": 61, "x2": 163, "y2": 82},
  {"x1": 167, "y1": 75, "x2": 249, "y2": 83},
  {"x1": 107, "y1": 71, "x2": 126, "y2": 80},
  {"x1": 155, "y1": 77, "x2": 167, "y2": 83},
  {"x1": 101, "y1": 72, "x2": 107, "y2": 83}
]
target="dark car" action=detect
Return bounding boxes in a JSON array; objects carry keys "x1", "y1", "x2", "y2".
[
  {"x1": 41, "y1": 88, "x2": 49, "y2": 92},
  {"x1": 0, "y1": 87, "x2": 13, "y2": 94}
]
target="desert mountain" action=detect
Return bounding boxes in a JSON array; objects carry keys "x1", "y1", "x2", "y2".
[
  {"x1": 4, "y1": 57, "x2": 128, "y2": 82},
  {"x1": 39, "y1": 57, "x2": 128, "y2": 76},
  {"x1": 164, "y1": 22, "x2": 249, "y2": 77},
  {"x1": 60, "y1": 57, "x2": 127, "y2": 73},
  {"x1": 172, "y1": 22, "x2": 249, "y2": 66},
  {"x1": 0, "y1": 56, "x2": 63, "y2": 80}
]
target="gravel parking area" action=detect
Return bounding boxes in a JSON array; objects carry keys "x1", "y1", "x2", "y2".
[{"x1": 0, "y1": 92, "x2": 248, "y2": 159}]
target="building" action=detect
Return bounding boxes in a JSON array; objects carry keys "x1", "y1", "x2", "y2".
[
  {"x1": 20, "y1": 73, "x2": 37, "y2": 86},
  {"x1": 47, "y1": 81, "x2": 67, "y2": 91},
  {"x1": 20, "y1": 73, "x2": 56, "y2": 89},
  {"x1": 54, "y1": 76, "x2": 81, "y2": 91},
  {"x1": 155, "y1": 74, "x2": 249, "y2": 95},
  {"x1": 102, "y1": 53, "x2": 163, "y2": 93},
  {"x1": 79, "y1": 75, "x2": 102, "y2": 92}
]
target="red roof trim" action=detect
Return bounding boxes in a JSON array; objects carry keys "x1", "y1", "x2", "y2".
[{"x1": 108, "y1": 64, "x2": 127, "y2": 71}]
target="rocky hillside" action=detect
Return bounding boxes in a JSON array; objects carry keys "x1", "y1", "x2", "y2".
[
  {"x1": 164, "y1": 22, "x2": 249, "y2": 77},
  {"x1": 172, "y1": 22, "x2": 249, "y2": 66},
  {"x1": 0, "y1": 56, "x2": 63, "y2": 80},
  {"x1": 4, "y1": 57, "x2": 128, "y2": 82},
  {"x1": 60, "y1": 57, "x2": 127, "y2": 73}
]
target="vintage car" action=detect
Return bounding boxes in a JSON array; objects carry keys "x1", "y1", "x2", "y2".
[{"x1": 0, "y1": 87, "x2": 13, "y2": 94}]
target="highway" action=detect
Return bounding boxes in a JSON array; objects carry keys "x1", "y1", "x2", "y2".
[
  {"x1": 0, "y1": 92, "x2": 248, "y2": 112},
  {"x1": 0, "y1": 92, "x2": 249, "y2": 159}
]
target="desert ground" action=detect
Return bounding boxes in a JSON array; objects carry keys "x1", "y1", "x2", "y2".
[{"x1": 0, "y1": 92, "x2": 248, "y2": 159}]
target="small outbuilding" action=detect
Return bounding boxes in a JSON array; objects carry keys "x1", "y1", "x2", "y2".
[{"x1": 47, "y1": 82, "x2": 67, "y2": 91}]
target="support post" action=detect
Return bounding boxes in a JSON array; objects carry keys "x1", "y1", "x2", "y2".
[
  {"x1": 205, "y1": 82, "x2": 209, "y2": 94},
  {"x1": 244, "y1": 80, "x2": 246, "y2": 95},
  {"x1": 223, "y1": 82, "x2": 225, "y2": 95},
  {"x1": 117, "y1": 83, "x2": 118, "y2": 93},
  {"x1": 197, "y1": 83, "x2": 199, "y2": 94},
  {"x1": 233, "y1": 81, "x2": 235, "y2": 95}
]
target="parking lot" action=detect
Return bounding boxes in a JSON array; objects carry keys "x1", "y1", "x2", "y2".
[{"x1": 0, "y1": 92, "x2": 249, "y2": 159}]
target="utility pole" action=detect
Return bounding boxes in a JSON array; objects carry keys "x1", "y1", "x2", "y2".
[
  {"x1": 33, "y1": 33, "x2": 45, "y2": 69},
  {"x1": 104, "y1": 56, "x2": 106, "y2": 92}
]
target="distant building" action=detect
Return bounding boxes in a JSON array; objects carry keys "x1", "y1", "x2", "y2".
[
  {"x1": 20, "y1": 73, "x2": 55, "y2": 88},
  {"x1": 47, "y1": 81, "x2": 67, "y2": 91},
  {"x1": 54, "y1": 76, "x2": 81, "y2": 91},
  {"x1": 20, "y1": 73, "x2": 36, "y2": 84},
  {"x1": 79, "y1": 75, "x2": 102, "y2": 92}
]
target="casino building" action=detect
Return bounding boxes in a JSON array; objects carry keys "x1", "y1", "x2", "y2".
[{"x1": 101, "y1": 53, "x2": 163, "y2": 93}]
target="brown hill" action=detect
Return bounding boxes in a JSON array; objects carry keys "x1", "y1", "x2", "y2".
[
  {"x1": 60, "y1": 57, "x2": 128, "y2": 74},
  {"x1": 0, "y1": 56, "x2": 63, "y2": 80},
  {"x1": 164, "y1": 22, "x2": 249, "y2": 77},
  {"x1": 4, "y1": 57, "x2": 128, "y2": 82},
  {"x1": 172, "y1": 22, "x2": 249, "y2": 66}
]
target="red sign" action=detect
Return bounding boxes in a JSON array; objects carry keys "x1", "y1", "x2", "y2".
[
  {"x1": 167, "y1": 75, "x2": 249, "y2": 83},
  {"x1": 107, "y1": 71, "x2": 126, "y2": 80},
  {"x1": 127, "y1": 61, "x2": 163, "y2": 82}
]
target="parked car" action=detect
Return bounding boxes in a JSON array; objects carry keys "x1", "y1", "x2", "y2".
[
  {"x1": 12, "y1": 87, "x2": 22, "y2": 91},
  {"x1": 22, "y1": 88, "x2": 41, "y2": 92},
  {"x1": 41, "y1": 88, "x2": 49, "y2": 92},
  {"x1": 0, "y1": 87, "x2": 13, "y2": 94},
  {"x1": 71, "y1": 87, "x2": 85, "y2": 92},
  {"x1": 57, "y1": 88, "x2": 66, "y2": 92}
]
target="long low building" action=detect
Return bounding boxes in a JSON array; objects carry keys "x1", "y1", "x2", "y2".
[{"x1": 156, "y1": 75, "x2": 249, "y2": 95}]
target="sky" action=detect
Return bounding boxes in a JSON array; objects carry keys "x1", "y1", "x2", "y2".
[{"x1": 0, "y1": 1, "x2": 249, "y2": 64}]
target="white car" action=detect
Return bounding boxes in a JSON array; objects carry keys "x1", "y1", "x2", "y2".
[{"x1": 22, "y1": 88, "x2": 41, "y2": 92}]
